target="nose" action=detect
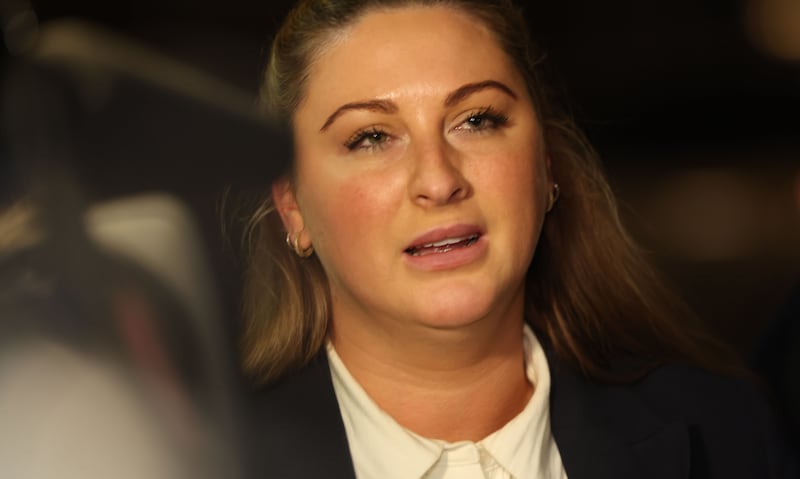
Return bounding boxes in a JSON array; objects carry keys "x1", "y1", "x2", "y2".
[{"x1": 408, "y1": 140, "x2": 471, "y2": 207}]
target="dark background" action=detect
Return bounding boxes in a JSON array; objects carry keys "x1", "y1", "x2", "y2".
[{"x1": 16, "y1": 0, "x2": 800, "y2": 355}]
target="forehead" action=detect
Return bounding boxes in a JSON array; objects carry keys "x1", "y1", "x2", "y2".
[{"x1": 300, "y1": 5, "x2": 523, "y2": 109}]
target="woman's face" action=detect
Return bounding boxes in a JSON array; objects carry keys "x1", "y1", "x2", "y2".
[{"x1": 276, "y1": 6, "x2": 551, "y2": 332}]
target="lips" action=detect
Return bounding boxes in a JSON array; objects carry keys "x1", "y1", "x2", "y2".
[{"x1": 404, "y1": 225, "x2": 483, "y2": 257}]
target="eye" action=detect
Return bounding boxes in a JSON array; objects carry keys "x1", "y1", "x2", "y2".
[
  {"x1": 454, "y1": 107, "x2": 509, "y2": 133},
  {"x1": 344, "y1": 127, "x2": 391, "y2": 151}
]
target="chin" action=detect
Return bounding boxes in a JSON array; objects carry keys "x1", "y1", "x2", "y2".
[{"x1": 407, "y1": 284, "x2": 501, "y2": 330}]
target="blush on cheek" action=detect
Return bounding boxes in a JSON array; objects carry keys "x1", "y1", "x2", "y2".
[
  {"x1": 318, "y1": 182, "x2": 385, "y2": 245},
  {"x1": 475, "y1": 153, "x2": 540, "y2": 194},
  {"x1": 340, "y1": 169, "x2": 407, "y2": 213}
]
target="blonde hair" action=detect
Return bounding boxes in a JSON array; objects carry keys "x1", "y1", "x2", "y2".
[{"x1": 241, "y1": 0, "x2": 738, "y2": 384}]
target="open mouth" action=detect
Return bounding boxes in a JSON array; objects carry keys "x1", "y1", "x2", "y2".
[{"x1": 404, "y1": 233, "x2": 481, "y2": 256}]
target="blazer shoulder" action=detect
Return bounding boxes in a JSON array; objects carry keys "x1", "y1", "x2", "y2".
[
  {"x1": 635, "y1": 363, "x2": 759, "y2": 415},
  {"x1": 633, "y1": 363, "x2": 797, "y2": 478},
  {"x1": 244, "y1": 353, "x2": 356, "y2": 479}
]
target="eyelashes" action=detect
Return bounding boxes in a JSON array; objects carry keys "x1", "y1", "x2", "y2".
[
  {"x1": 342, "y1": 106, "x2": 510, "y2": 152},
  {"x1": 344, "y1": 127, "x2": 389, "y2": 151},
  {"x1": 455, "y1": 106, "x2": 509, "y2": 132}
]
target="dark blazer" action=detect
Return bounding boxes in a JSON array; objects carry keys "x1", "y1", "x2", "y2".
[{"x1": 247, "y1": 349, "x2": 797, "y2": 479}]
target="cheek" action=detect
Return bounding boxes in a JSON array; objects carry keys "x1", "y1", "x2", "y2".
[
  {"x1": 473, "y1": 147, "x2": 546, "y2": 210},
  {"x1": 471, "y1": 142, "x2": 548, "y2": 256},
  {"x1": 299, "y1": 168, "x2": 403, "y2": 262}
]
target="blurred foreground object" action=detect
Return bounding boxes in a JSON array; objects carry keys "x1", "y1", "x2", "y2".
[
  {"x1": 1, "y1": 15, "x2": 292, "y2": 479},
  {"x1": 6, "y1": 17, "x2": 290, "y2": 194},
  {"x1": 0, "y1": 193, "x2": 238, "y2": 479}
]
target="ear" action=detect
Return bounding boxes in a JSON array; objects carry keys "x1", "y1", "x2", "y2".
[{"x1": 271, "y1": 177, "x2": 305, "y2": 237}]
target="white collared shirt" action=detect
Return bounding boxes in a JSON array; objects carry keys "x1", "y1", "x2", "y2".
[{"x1": 327, "y1": 325, "x2": 568, "y2": 479}]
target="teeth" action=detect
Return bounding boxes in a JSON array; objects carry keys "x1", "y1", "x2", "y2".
[
  {"x1": 423, "y1": 235, "x2": 475, "y2": 248},
  {"x1": 405, "y1": 234, "x2": 480, "y2": 256}
]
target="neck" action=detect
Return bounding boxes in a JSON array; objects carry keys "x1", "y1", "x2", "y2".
[{"x1": 329, "y1": 293, "x2": 533, "y2": 442}]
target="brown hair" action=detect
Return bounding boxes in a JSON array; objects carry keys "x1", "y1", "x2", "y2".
[{"x1": 241, "y1": 0, "x2": 738, "y2": 384}]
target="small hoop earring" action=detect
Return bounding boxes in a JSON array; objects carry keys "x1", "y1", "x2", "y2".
[
  {"x1": 547, "y1": 183, "x2": 560, "y2": 212},
  {"x1": 285, "y1": 232, "x2": 314, "y2": 258}
]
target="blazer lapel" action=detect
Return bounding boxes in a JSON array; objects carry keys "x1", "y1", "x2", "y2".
[
  {"x1": 247, "y1": 353, "x2": 356, "y2": 479},
  {"x1": 548, "y1": 353, "x2": 691, "y2": 479}
]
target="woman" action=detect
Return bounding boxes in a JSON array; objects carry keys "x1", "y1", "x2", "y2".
[{"x1": 241, "y1": 1, "x2": 794, "y2": 477}]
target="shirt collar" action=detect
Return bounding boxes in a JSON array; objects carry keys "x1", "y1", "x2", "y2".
[
  {"x1": 327, "y1": 342, "x2": 439, "y2": 479},
  {"x1": 480, "y1": 324, "x2": 558, "y2": 478}
]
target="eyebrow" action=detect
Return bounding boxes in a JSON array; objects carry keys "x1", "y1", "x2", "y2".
[
  {"x1": 320, "y1": 100, "x2": 398, "y2": 131},
  {"x1": 319, "y1": 80, "x2": 518, "y2": 132},
  {"x1": 444, "y1": 80, "x2": 518, "y2": 107}
]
